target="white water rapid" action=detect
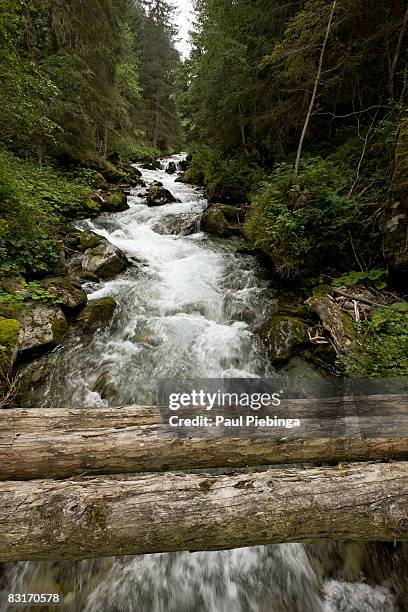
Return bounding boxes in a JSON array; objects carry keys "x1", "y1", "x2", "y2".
[{"x1": 0, "y1": 155, "x2": 396, "y2": 612}]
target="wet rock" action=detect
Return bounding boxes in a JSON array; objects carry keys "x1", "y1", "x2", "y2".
[
  {"x1": 40, "y1": 276, "x2": 87, "y2": 311},
  {"x1": 258, "y1": 315, "x2": 309, "y2": 362},
  {"x1": 165, "y1": 161, "x2": 177, "y2": 174},
  {"x1": 102, "y1": 191, "x2": 129, "y2": 213},
  {"x1": 201, "y1": 207, "x2": 233, "y2": 237},
  {"x1": 18, "y1": 303, "x2": 68, "y2": 353},
  {"x1": 76, "y1": 296, "x2": 117, "y2": 331},
  {"x1": 141, "y1": 159, "x2": 161, "y2": 170},
  {"x1": 92, "y1": 371, "x2": 117, "y2": 401},
  {"x1": 82, "y1": 242, "x2": 128, "y2": 279},
  {"x1": 152, "y1": 213, "x2": 200, "y2": 235},
  {"x1": 129, "y1": 165, "x2": 142, "y2": 179},
  {"x1": 145, "y1": 184, "x2": 180, "y2": 207}
]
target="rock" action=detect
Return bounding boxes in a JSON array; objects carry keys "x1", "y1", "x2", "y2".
[
  {"x1": 306, "y1": 296, "x2": 355, "y2": 354},
  {"x1": 49, "y1": 241, "x2": 67, "y2": 275},
  {"x1": 76, "y1": 230, "x2": 106, "y2": 251},
  {"x1": 18, "y1": 304, "x2": 68, "y2": 353},
  {"x1": 92, "y1": 371, "x2": 117, "y2": 401},
  {"x1": 129, "y1": 165, "x2": 142, "y2": 178},
  {"x1": 82, "y1": 242, "x2": 128, "y2": 279},
  {"x1": 201, "y1": 207, "x2": 235, "y2": 237},
  {"x1": 101, "y1": 191, "x2": 129, "y2": 213},
  {"x1": 381, "y1": 119, "x2": 408, "y2": 287},
  {"x1": 152, "y1": 213, "x2": 201, "y2": 235},
  {"x1": 40, "y1": 277, "x2": 87, "y2": 311},
  {"x1": 165, "y1": 161, "x2": 177, "y2": 174},
  {"x1": 145, "y1": 184, "x2": 180, "y2": 207},
  {"x1": 0, "y1": 317, "x2": 21, "y2": 363},
  {"x1": 101, "y1": 166, "x2": 123, "y2": 184},
  {"x1": 94, "y1": 172, "x2": 108, "y2": 189},
  {"x1": 76, "y1": 296, "x2": 117, "y2": 331},
  {"x1": 141, "y1": 160, "x2": 161, "y2": 170},
  {"x1": 258, "y1": 315, "x2": 310, "y2": 362}
]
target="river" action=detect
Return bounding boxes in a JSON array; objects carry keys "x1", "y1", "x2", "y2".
[{"x1": 0, "y1": 155, "x2": 399, "y2": 611}]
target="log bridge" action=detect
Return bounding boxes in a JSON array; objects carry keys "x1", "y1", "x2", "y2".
[{"x1": 0, "y1": 394, "x2": 408, "y2": 562}]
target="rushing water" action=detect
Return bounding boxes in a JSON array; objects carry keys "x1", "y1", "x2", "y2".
[{"x1": 0, "y1": 155, "x2": 398, "y2": 611}]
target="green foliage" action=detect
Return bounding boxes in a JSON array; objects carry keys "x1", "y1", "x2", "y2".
[
  {"x1": 0, "y1": 150, "x2": 93, "y2": 276},
  {"x1": 26, "y1": 282, "x2": 61, "y2": 305},
  {"x1": 186, "y1": 147, "x2": 265, "y2": 203},
  {"x1": 180, "y1": 0, "x2": 407, "y2": 161},
  {"x1": 244, "y1": 157, "x2": 379, "y2": 276},
  {"x1": 339, "y1": 309, "x2": 408, "y2": 377},
  {"x1": 0, "y1": 0, "x2": 181, "y2": 163},
  {"x1": 332, "y1": 270, "x2": 387, "y2": 290}
]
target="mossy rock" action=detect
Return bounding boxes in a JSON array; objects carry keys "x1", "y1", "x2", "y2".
[
  {"x1": 102, "y1": 191, "x2": 129, "y2": 213},
  {"x1": 0, "y1": 317, "x2": 21, "y2": 351},
  {"x1": 258, "y1": 315, "x2": 310, "y2": 363},
  {"x1": 201, "y1": 208, "x2": 231, "y2": 237},
  {"x1": 82, "y1": 197, "x2": 102, "y2": 218},
  {"x1": 18, "y1": 303, "x2": 68, "y2": 353},
  {"x1": 93, "y1": 172, "x2": 108, "y2": 189},
  {"x1": 76, "y1": 296, "x2": 117, "y2": 331},
  {"x1": 77, "y1": 230, "x2": 106, "y2": 251}
]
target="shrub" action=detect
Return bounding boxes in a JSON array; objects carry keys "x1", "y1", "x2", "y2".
[
  {"x1": 187, "y1": 146, "x2": 265, "y2": 203},
  {"x1": 244, "y1": 157, "x2": 380, "y2": 277},
  {"x1": 338, "y1": 307, "x2": 408, "y2": 377},
  {"x1": 0, "y1": 150, "x2": 93, "y2": 276}
]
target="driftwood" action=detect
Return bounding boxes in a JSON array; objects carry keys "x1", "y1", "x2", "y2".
[
  {"x1": 1, "y1": 395, "x2": 407, "y2": 480},
  {"x1": 306, "y1": 296, "x2": 355, "y2": 353},
  {"x1": 0, "y1": 461, "x2": 407, "y2": 562}
]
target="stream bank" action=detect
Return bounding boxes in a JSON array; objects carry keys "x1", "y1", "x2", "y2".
[{"x1": 0, "y1": 154, "x2": 405, "y2": 611}]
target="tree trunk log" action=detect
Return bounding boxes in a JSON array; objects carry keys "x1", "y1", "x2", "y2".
[
  {"x1": 1, "y1": 395, "x2": 407, "y2": 480},
  {"x1": 0, "y1": 461, "x2": 407, "y2": 562}
]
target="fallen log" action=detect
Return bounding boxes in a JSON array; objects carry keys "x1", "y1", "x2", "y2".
[
  {"x1": 1, "y1": 395, "x2": 407, "y2": 480},
  {"x1": 0, "y1": 461, "x2": 407, "y2": 562}
]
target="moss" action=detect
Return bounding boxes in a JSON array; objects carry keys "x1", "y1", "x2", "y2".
[
  {"x1": 0, "y1": 317, "x2": 20, "y2": 349},
  {"x1": 93, "y1": 172, "x2": 108, "y2": 189},
  {"x1": 201, "y1": 208, "x2": 231, "y2": 237},
  {"x1": 103, "y1": 191, "x2": 129, "y2": 212},
  {"x1": 51, "y1": 313, "x2": 69, "y2": 342},
  {"x1": 76, "y1": 296, "x2": 117, "y2": 330},
  {"x1": 78, "y1": 230, "x2": 105, "y2": 251},
  {"x1": 258, "y1": 315, "x2": 309, "y2": 362}
]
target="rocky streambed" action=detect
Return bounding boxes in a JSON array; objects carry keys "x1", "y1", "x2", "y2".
[{"x1": 0, "y1": 154, "x2": 405, "y2": 611}]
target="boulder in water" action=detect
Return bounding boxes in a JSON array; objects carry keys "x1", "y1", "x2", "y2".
[
  {"x1": 165, "y1": 161, "x2": 177, "y2": 174},
  {"x1": 153, "y1": 213, "x2": 200, "y2": 235},
  {"x1": 92, "y1": 371, "x2": 118, "y2": 401},
  {"x1": 141, "y1": 159, "x2": 161, "y2": 170},
  {"x1": 258, "y1": 315, "x2": 309, "y2": 362},
  {"x1": 18, "y1": 303, "x2": 68, "y2": 354},
  {"x1": 76, "y1": 296, "x2": 117, "y2": 331},
  {"x1": 145, "y1": 184, "x2": 180, "y2": 207},
  {"x1": 102, "y1": 191, "x2": 129, "y2": 213},
  {"x1": 82, "y1": 242, "x2": 128, "y2": 279}
]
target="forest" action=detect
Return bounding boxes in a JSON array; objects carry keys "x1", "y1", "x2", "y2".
[{"x1": 0, "y1": 1, "x2": 408, "y2": 607}]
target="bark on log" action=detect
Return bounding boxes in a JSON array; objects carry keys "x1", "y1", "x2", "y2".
[
  {"x1": 0, "y1": 462, "x2": 407, "y2": 562},
  {"x1": 0, "y1": 395, "x2": 407, "y2": 480}
]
